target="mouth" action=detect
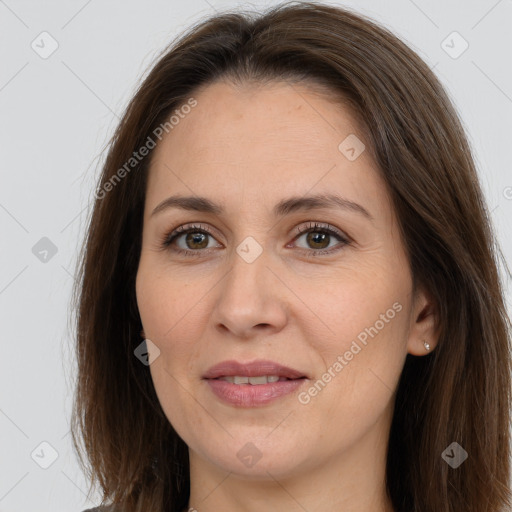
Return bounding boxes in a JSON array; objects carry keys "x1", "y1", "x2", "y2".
[
  {"x1": 202, "y1": 359, "x2": 308, "y2": 380},
  {"x1": 213, "y1": 375, "x2": 305, "y2": 384},
  {"x1": 202, "y1": 360, "x2": 308, "y2": 407}
]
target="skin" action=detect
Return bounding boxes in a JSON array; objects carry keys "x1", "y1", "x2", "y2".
[{"x1": 135, "y1": 79, "x2": 438, "y2": 512}]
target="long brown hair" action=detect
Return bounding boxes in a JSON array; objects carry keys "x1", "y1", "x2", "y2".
[{"x1": 70, "y1": 2, "x2": 512, "y2": 511}]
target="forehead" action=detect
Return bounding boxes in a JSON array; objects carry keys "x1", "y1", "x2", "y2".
[
  {"x1": 152, "y1": 79, "x2": 361, "y2": 159},
  {"x1": 145, "y1": 79, "x2": 387, "y2": 218}
]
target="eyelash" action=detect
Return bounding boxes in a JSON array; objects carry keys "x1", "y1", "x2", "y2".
[{"x1": 159, "y1": 221, "x2": 350, "y2": 258}]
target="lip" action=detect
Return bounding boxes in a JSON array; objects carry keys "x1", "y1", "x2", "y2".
[
  {"x1": 202, "y1": 359, "x2": 308, "y2": 380},
  {"x1": 203, "y1": 359, "x2": 308, "y2": 407}
]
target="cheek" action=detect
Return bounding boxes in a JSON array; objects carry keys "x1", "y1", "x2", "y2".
[
  {"x1": 136, "y1": 265, "x2": 196, "y2": 340},
  {"x1": 301, "y1": 264, "x2": 410, "y2": 406},
  {"x1": 136, "y1": 268, "x2": 204, "y2": 433},
  {"x1": 303, "y1": 261, "x2": 408, "y2": 349},
  {"x1": 136, "y1": 265, "x2": 209, "y2": 385}
]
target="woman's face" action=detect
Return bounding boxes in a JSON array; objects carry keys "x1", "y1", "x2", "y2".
[{"x1": 136, "y1": 79, "x2": 434, "y2": 481}]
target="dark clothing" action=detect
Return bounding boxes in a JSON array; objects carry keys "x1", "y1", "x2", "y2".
[{"x1": 82, "y1": 507, "x2": 120, "y2": 512}]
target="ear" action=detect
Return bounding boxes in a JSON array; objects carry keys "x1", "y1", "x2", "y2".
[{"x1": 407, "y1": 285, "x2": 440, "y2": 356}]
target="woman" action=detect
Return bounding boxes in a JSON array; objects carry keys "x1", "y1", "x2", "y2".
[{"x1": 73, "y1": 2, "x2": 512, "y2": 511}]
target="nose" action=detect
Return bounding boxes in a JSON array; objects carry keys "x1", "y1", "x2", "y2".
[{"x1": 212, "y1": 246, "x2": 288, "y2": 339}]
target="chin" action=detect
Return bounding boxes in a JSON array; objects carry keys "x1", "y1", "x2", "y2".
[{"x1": 189, "y1": 432, "x2": 312, "y2": 479}]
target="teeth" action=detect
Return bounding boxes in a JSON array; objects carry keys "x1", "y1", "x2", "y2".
[
  {"x1": 219, "y1": 375, "x2": 283, "y2": 385},
  {"x1": 248, "y1": 375, "x2": 268, "y2": 385}
]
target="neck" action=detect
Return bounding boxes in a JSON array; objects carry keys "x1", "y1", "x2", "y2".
[{"x1": 184, "y1": 406, "x2": 395, "y2": 512}]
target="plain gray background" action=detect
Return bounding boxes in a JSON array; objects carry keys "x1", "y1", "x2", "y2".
[{"x1": 0, "y1": 1, "x2": 511, "y2": 511}]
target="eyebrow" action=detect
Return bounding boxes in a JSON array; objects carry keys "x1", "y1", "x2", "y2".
[{"x1": 151, "y1": 193, "x2": 373, "y2": 221}]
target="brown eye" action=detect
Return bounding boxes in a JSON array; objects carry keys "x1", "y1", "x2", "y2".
[
  {"x1": 304, "y1": 231, "x2": 330, "y2": 250},
  {"x1": 161, "y1": 221, "x2": 349, "y2": 258},
  {"x1": 292, "y1": 222, "x2": 350, "y2": 256},
  {"x1": 161, "y1": 224, "x2": 222, "y2": 256},
  {"x1": 183, "y1": 232, "x2": 209, "y2": 250}
]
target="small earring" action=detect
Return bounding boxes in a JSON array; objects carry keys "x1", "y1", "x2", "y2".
[{"x1": 423, "y1": 340, "x2": 431, "y2": 351}]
